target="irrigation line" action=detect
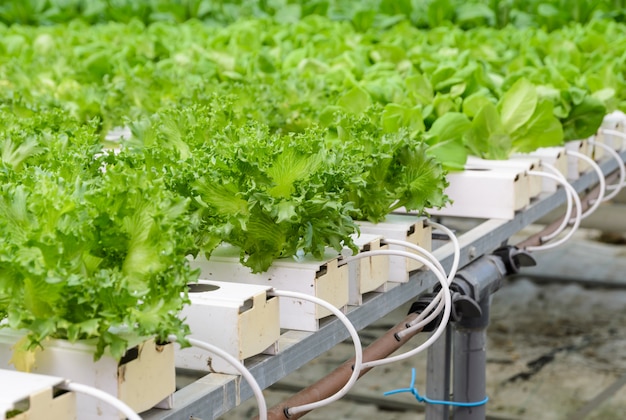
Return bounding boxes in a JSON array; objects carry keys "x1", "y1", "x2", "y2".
[{"x1": 516, "y1": 171, "x2": 620, "y2": 249}]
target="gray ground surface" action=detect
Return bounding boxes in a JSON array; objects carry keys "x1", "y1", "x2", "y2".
[{"x1": 220, "y1": 230, "x2": 626, "y2": 419}]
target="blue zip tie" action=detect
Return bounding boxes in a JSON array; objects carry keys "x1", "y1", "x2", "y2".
[{"x1": 383, "y1": 368, "x2": 489, "y2": 408}]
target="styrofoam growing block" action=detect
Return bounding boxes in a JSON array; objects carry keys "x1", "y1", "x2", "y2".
[
  {"x1": 600, "y1": 111, "x2": 626, "y2": 151},
  {"x1": 104, "y1": 126, "x2": 132, "y2": 143},
  {"x1": 514, "y1": 147, "x2": 568, "y2": 193},
  {"x1": 466, "y1": 156, "x2": 543, "y2": 198},
  {"x1": 347, "y1": 234, "x2": 389, "y2": 305},
  {"x1": 190, "y1": 246, "x2": 349, "y2": 331},
  {"x1": 589, "y1": 133, "x2": 606, "y2": 161},
  {"x1": 358, "y1": 214, "x2": 431, "y2": 283},
  {"x1": 0, "y1": 370, "x2": 76, "y2": 420},
  {"x1": 176, "y1": 280, "x2": 280, "y2": 374},
  {"x1": 565, "y1": 139, "x2": 591, "y2": 180},
  {"x1": 0, "y1": 332, "x2": 174, "y2": 419},
  {"x1": 424, "y1": 168, "x2": 530, "y2": 220}
]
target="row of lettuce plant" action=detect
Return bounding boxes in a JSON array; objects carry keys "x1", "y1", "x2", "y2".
[
  {"x1": 123, "y1": 100, "x2": 448, "y2": 271},
  {"x1": 1, "y1": 8, "x2": 625, "y2": 360},
  {"x1": 0, "y1": 107, "x2": 198, "y2": 361},
  {"x1": 0, "y1": 16, "x2": 621, "y2": 151},
  {"x1": 0, "y1": 99, "x2": 447, "y2": 360},
  {"x1": 2, "y1": 0, "x2": 626, "y2": 31}
]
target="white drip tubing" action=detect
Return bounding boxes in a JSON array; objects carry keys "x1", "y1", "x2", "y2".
[
  {"x1": 587, "y1": 139, "x2": 626, "y2": 200},
  {"x1": 59, "y1": 382, "x2": 141, "y2": 420},
  {"x1": 268, "y1": 290, "x2": 363, "y2": 417},
  {"x1": 530, "y1": 163, "x2": 573, "y2": 242},
  {"x1": 525, "y1": 171, "x2": 582, "y2": 252},
  {"x1": 566, "y1": 150, "x2": 606, "y2": 219},
  {"x1": 167, "y1": 335, "x2": 268, "y2": 420},
  {"x1": 340, "y1": 249, "x2": 451, "y2": 370}
]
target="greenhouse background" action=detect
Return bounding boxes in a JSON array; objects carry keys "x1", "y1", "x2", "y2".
[{"x1": 0, "y1": 1, "x2": 625, "y2": 419}]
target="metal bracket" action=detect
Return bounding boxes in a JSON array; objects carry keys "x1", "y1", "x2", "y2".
[
  {"x1": 493, "y1": 245, "x2": 537, "y2": 274},
  {"x1": 407, "y1": 293, "x2": 442, "y2": 332},
  {"x1": 449, "y1": 291, "x2": 482, "y2": 322},
  {"x1": 445, "y1": 247, "x2": 536, "y2": 323}
]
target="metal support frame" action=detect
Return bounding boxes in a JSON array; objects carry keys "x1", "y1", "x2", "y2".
[
  {"x1": 452, "y1": 255, "x2": 508, "y2": 420},
  {"x1": 425, "y1": 326, "x2": 452, "y2": 420},
  {"x1": 424, "y1": 254, "x2": 514, "y2": 420},
  {"x1": 454, "y1": 309, "x2": 490, "y2": 420}
]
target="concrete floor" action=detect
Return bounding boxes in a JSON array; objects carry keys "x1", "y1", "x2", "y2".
[{"x1": 221, "y1": 229, "x2": 626, "y2": 419}]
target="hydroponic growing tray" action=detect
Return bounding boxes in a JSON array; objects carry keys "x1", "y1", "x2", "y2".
[{"x1": 142, "y1": 150, "x2": 626, "y2": 420}]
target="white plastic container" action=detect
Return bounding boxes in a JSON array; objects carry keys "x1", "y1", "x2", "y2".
[
  {"x1": 176, "y1": 280, "x2": 280, "y2": 374},
  {"x1": 424, "y1": 167, "x2": 530, "y2": 220},
  {"x1": 190, "y1": 246, "x2": 349, "y2": 331},
  {"x1": 347, "y1": 234, "x2": 390, "y2": 305},
  {"x1": 599, "y1": 111, "x2": 626, "y2": 151},
  {"x1": 565, "y1": 139, "x2": 591, "y2": 180},
  {"x1": 0, "y1": 332, "x2": 174, "y2": 419},
  {"x1": 104, "y1": 126, "x2": 132, "y2": 143},
  {"x1": 358, "y1": 214, "x2": 431, "y2": 282},
  {"x1": 0, "y1": 370, "x2": 76, "y2": 420},
  {"x1": 589, "y1": 133, "x2": 606, "y2": 161},
  {"x1": 514, "y1": 147, "x2": 568, "y2": 193},
  {"x1": 466, "y1": 156, "x2": 543, "y2": 198}
]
